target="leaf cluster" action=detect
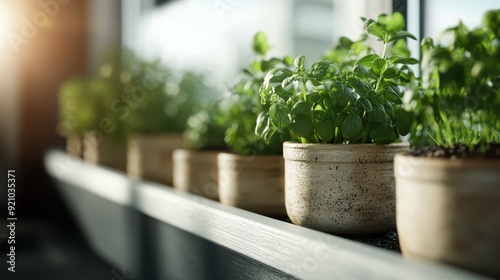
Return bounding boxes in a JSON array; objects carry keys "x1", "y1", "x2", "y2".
[
  {"x1": 184, "y1": 100, "x2": 227, "y2": 150},
  {"x1": 258, "y1": 13, "x2": 417, "y2": 144},
  {"x1": 59, "y1": 49, "x2": 217, "y2": 143},
  {"x1": 217, "y1": 32, "x2": 294, "y2": 155},
  {"x1": 409, "y1": 9, "x2": 500, "y2": 149}
]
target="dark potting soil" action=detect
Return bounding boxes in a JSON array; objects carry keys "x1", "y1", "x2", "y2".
[
  {"x1": 409, "y1": 143, "x2": 500, "y2": 159},
  {"x1": 341, "y1": 231, "x2": 400, "y2": 252},
  {"x1": 278, "y1": 217, "x2": 401, "y2": 252}
]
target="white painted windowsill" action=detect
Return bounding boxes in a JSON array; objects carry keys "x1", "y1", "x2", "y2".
[{"x1": 44, "y1": 149, "x2": 490, "y2": 280}]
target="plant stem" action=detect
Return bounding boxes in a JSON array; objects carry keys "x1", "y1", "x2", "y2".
[
  {"x1": 302, "y1": 79, "x2": 307, "y2": 101},
  {"x1": 375, "y1": 41, "x2": 389, "y2": 92}
]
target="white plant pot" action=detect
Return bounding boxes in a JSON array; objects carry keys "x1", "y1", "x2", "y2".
[
  {"x1": 217, "y1": 153, "x2": 286, "y2": 217},
  {"x1": 127, "y1": 133, "x2": 184, "y2": 186},
  {"x1": 283, "y1": 142, "x2": 409, "y2": 234},
  {"x1": 83, "y1": 132, "x2": 127, "y2": 171},
  {"x1": 173, "y1": 149, "x2": 220, "y2": 200},
  {"x1": 395, "y1": 154, "x2": 500, "y2": 278}
]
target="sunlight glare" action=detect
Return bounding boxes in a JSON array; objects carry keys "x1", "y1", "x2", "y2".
[{"x1": 0, "y1": 2, "x2": 13, "y2": 48}]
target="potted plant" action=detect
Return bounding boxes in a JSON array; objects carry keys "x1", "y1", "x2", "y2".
[
  {"x1": 395, "y1": 10, "x2": 500, "y2": 278},
  {"x1": 80, "y1": 51, "x2": 131, "y2": 171},
  {"x1": 126, "y1": 53, "x2": 211, "y2": 186},
  {"x1": 173, "y1": 100, "x2": 227, "y2": 200},
  {"x1": 217, "y1": 32, "x2": 294, "y2": 216},
  {"x1": 257, "y1": 13, "x2": 415, "y2": 234},
  {"x1": 58, "y1": 78, "x2": 92, "y2": 157}
]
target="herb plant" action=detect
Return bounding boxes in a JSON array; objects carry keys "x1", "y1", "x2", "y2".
[
  {"x1": 323, "y1": 35, "x2": 371, "y2": 70},
  {"x1": 58, "y1": 79, "x2": 95, "y2": 138},
  {"x1": 184, "y1": 100, "x2": 227, "y2": 150},
  {"x1": 126, "y1": 54, "x2": 215, "y2": 135},
  {"x1": 409, "y1": 9, "x2": 500, "y2": 149},
  {"x1": 217, "y1": 32, "x2": 294, "y2": 155},
  {"x1": 257, "y1": 13, "x2": 417, "y2": 144}
]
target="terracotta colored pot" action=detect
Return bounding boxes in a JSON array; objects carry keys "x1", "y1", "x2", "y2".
[
  {"x1": 66, "y1": 135, "x2": 83, "y2": 158},
  {"x1": 173, "y1": 149, "x2": 220, "y2": 200},
  {"x1": 283, "y1": 142, "x2": 409, "y2": 234},
  {"x1": 127, "y1": 134, "x2": 184, "y2": 186},
  {"x1": 395, "y1": 154, "x2": 500, "y2": 278},
  {"x1": 83, "y1": 132, "x2": 127, "y2": 171},
  {"x1": 218, "y1": 153, "x2": 286, "y2": 217}
]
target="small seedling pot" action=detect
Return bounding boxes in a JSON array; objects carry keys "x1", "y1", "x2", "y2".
[
  {"x1": 173, "y1": 149, "x2": 221, "y2": 200},
  {"x1": 66, "y1": 134, "x2": 83, "y2": 158},
  {"x1": 83, "y1": 132, "x2": 127, "y2": 171},
  {"x1": 395, "y1": 154, "x2": 500, "y2": 278},
  {"x1": 217, "y1": 152, "x2": 286, "y2": 217},
  {"x1": 283, "y1": 141, "x2": 409, "y2": 234},
  {"x1": 127, "y1": 133, "x2": 184, "y2": 186}
]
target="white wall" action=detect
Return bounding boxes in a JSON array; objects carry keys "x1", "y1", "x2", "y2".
[
  {"x1": 142, "y1": 0, "x2": 295, "y2": 88},
  {"x1": 424, "y1": 0, "x2": 500, "y2": 39}
]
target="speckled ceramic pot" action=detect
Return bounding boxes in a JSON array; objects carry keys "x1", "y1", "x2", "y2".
[
  {"x1": 283, "y1": 142, "x2": 409, "y2": 234},
  {"x1": 83, "y1": 132, "x2": 127, "y2": 171},
  {"x1": 218, "y1": 153, "x2": 286, "y2": 217},
  {"x1": 395, "y1": 155, "x2": 500, "y2": 278},
  {"x1": 173, "y1": 149, "x2": 221, "y2": 200},
  {"x1": 127, "y1": 134, "x2": 184, "y2": 186}
]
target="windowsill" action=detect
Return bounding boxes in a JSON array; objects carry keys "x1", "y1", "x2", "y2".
[{"x1": 44, "y1": 149, "x2": 488, "y2": 280}]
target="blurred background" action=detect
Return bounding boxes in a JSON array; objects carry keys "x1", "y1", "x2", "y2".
[{"x1": 0, "y1": 0, "x2": 498, "y2": 279}]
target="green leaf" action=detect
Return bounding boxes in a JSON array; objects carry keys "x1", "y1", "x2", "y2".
[
  {"x1": 282, "y1": 74, "x2": 302, "y2": 88},
  {"x1": 348, "y1": 77, "x2": 371, "y2": 97},
  {"x1": 386, "y1": 85, "x2": 403, "y2": 98},
  {"x1": 383, "y1": 101, "x2": 394, "y2": 118},
  {"x1": 386, "y1": 12, "x2": 405, "y2": 32},
  {"x1": 367, "y1": 22, "x2": 386, "y2": 42},
  {"x1": 335, "y1": 112, "x2": 348, "y2": 127},
  {"x1": 294, "y1": 55, "x2": 306, "y2": 69},
  {"x1": 250, "y1": 60, "x2": 261, "y2": 72},
  {"x1": 383, "y1": 89, "x2": 401, "y2": 102},
  {"x1": 395, "y1": 108, "x2": 413, "y2": 136},
  {"x1": 263, "y1": 68, "x2": 293, "y2": 87},
  {"x1": 342, "y1": 114, "x2": 363, "y2": 141},
  {"x1": 389, "y1": 30, "x2": 417, "y2": 42},
  {"x1": 255, "y1": 111, "x2": 270, "y2": 138},
  {"x1": 311, "y1": 60, "x2": 338, "y2": 79},
  {"x1": 356, "y1": 97, "x2": 373, "y2": 112},
  {"x1": 372, "y1": 58, "x2": 387, "y2": 76},
  {"x1": 262, "y1": 58, "x2": 284, "y2": 72},
  {"x1": 332, "y1": 81, "x2": 357, "y2": 105},
  {"x1": 382, "y1": 67, "x2": 398, "y2": 78},
  {"x1": 269, "y1": 103, "x2": 290, "y2": 128},
  {"x1": 391, "y1": 40, "x2": 411, "y2": 57},
  {"x1": 355, "y1": 54, "x2": 379, "y2": 67},
  {"x1": 339, "y1": 36, "x2": 353, "y2": 49},
  {"x1": 291, "y1": 101, "x2": 313, "y2": 116},
  {"x1": 389, "y1": 56, "x2": 419, "y2": 65},
  {"x1": 370, "y1": 123, "x2": 397, "y2": 144},
  {"x1": 369, "y1": 104, "x2": 387, "y2": 123},
  {"x1": 253, "y1": 32, "x2": 270, "y2": 56},
  {"x1": 353, "y1": 65, "x2": 369, "y2": 78},
  {"x1": 291, "y1": 115, "x2": 314, "y2": 137},
  {"x1": 283, "y1": 56, "x2": 294, "y2": 66},
  {"x1": 315, "y1": 119, "x2": 335, "y2": 142}
]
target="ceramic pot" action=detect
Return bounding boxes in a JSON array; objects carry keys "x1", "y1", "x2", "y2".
[
  {"x1": 395, "y1": 154, "x2": 500, "y2": 278},
  {"x1": 283, "y1": 142, "x2": 409, "y2": 234},
  {"x1": 66, "y1": 134, "x2": 83, "y2": 158},
  {"x1": 173, "y1": 149, "x2": 220, "y2": 200},
  {"x1": 127, "y1": 133, "x2": 184, "y2": 186},
  {"x1": 218, "y1": 153, "x2": 286, "y2": 217},
  {"x1": 83, "y1": 132, "x2": 127, "y2": 171}
]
